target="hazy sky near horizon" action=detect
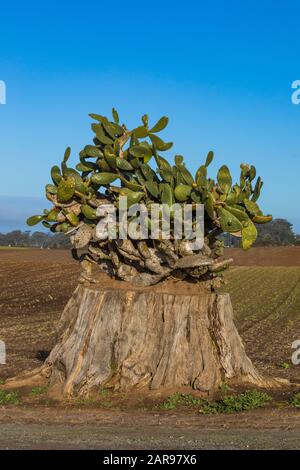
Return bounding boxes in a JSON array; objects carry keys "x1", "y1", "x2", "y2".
[{"x1": 0, "y1": 0, "x2": 300, "y2": 232}]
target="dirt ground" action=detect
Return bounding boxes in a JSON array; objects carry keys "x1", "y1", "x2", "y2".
[
  {"x1": 1, "y1": 247, "x2": 300, "y2": 449},
  {"x1": 2, "y1": 407, "x2": 300, "y2": 449},
  {"x1": 226, "y1": 245, "x2": 300, "y2": 266},
  {"x1": 0, "y1": 249, "x2": 79, "y2": 378}
]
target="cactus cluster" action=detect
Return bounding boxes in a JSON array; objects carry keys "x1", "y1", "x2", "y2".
[{"x1": 27, "y1": 110, "x2": 272, "y2": 288}]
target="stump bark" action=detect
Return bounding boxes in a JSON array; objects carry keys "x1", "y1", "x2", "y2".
[
  {"x1": 12, "y1": 280, "x2": 283, "y2": 397},
  {"x1": 5, "y1": 279, "x2": 285, "y2": 397}
]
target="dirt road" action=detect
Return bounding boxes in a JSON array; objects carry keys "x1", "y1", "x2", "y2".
[
  {"x1": 2, "y1": 424, "x2": 300, "y2": 449},
  {"x1": 1, "y1": 407, "x2": 300, "y2": 449}
]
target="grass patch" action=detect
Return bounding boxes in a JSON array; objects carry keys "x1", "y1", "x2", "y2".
[
  {"x1": 30, "y1": 386, "x2": 48, "y2": 396},
  {"x1": 0, "y1": 246, "x2": 29, "y2": 250},
  {"x1": 99, "y1": 387, "x2": 109, "y2": 397},
  {"x1": 219, "y1": 382, "x2": 233, "y2": 394},
  {"x1": 159, "y1": 392, "x2": 202, "y2": 410},
  {"x1": 0, "y1": 389, "x2": 20, "y2": 405},
  {"x1": 205, "y1": 390, "x2": 272, "y2": 414},
  {"x1": 158, "y1": 390, "x2": 272, "y2": 414},
  {"x1": 290, "y1": 392, "x2": 300, "y2": 408}
]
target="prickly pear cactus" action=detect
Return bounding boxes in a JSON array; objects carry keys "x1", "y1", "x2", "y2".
[{"x1": 27, "y1": 110, "x2": 272, "y2": 288}]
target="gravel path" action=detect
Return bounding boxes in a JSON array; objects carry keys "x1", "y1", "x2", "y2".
[
  {"x1": 1, "y1": 407, "x2": 300, "y2": 449},
  {"x1": 1, "y1": 424, "x2": 300, "y2": 449}
]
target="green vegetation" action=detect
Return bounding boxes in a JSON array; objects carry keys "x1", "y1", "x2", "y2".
[
  {"x1": 255, "y1": 219, "x2": 297, "y2": 246},
  {"x1": 211, "y1": 390, "x2": 272, "y2": 414},
  {"x1": 0, "y1": 231, "x2": 71, "y2": 249},
  {"x1": 30, "y1": 386, "x2": 48, "y2": 396},
  {"x1": 99, "y1": 387, "x2": 109, "y2": 397},
  {"x1": 159, "y1": 392, "x2": 203, "y2": 410},
  {"x1": 26, "y1": 109, "x2": 273, "y2": 288},
  {"x1": 219, "y1": 382, "x2": 233, "y2": 394},
  {"x1": 0, "y1": 389, "x2": 20, "y2": 405},
  {"x1": 0, "y1": 246, "x2": 29, "y2": 250},
  {"x1": 28, "y1": 110, "x2": 271, "y2": 249},
  {"x1": 290, "y1": 392, "x2": 300, "y2": 408},
  {"x1": 158, "y1": 390, "x2": 272, "y2": 414},
  {"x1": 223, "y1": 266, "x2": 300, "y2": 323}
]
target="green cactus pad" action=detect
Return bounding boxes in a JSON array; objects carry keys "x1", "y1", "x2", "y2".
[
  {"x1": 242, "y1": 219, "x2": 258, "y2": 249},
  {"x1": 57, "y1": 177, "x2": 76, "y2": 202},
  {"x1": 174, "y1": 184, "x2": 192, "y2": 202},
  {"x1": 218, "y1": 207, "x2": 243, "y2": 233}
]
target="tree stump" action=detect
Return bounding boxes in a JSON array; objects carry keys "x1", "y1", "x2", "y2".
[{"x1": 5, "y1": 276, "x2": 283, "y2": 397}]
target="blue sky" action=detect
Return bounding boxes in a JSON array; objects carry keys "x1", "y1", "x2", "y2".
[{"x1": 0, "y1": 0, "x2": 300, "y2": 232}]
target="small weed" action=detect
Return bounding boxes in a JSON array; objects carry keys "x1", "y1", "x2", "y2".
[
  {"x1": 158, "y1": 392, "x2": 203, "y2": 410},
  {"x1": 159, "y1": 392, "x2": 181, "y2": 410},
  {"x1": 99, "y1": 387, "x2": 109, "y2": 397},
  {"x1": 210, "y1": 390, "x2": 272, "y2": 414},
  {"x1": 158, "y1": 390, "x2": 272, "y2": 414},
  {"x1": 219, "y1": 382, "x2": 233, "y2": 394},
  {"x1": 281, "y1": 362, "x2": 290, "y2": 369},
  {"x1": 290, "y1": 392, "x2": 300, "y2": 408},
  {"x1": 30, "y1": 386, "x2": 48, "y2": 396},
  {"x1": 0, "y1": 389, "x2": 20, "y2": 405}
]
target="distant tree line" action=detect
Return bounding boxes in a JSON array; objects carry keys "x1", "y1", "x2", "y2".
[
  {"x1": 255, "y1": 219, "x2": 300, "y2": 246},
  {"x1": 0, "y1": 230, "x2": 71, "y2": 248},
  {"x1": 222, "y1": 218, "x2": 300, "y2": 247},
  {"x1": 0, "y1": 218, "x2": 299, "y2": 249}
]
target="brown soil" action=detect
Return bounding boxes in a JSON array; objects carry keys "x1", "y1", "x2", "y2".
[
  {"x1": 226, "y1": 246, "x2": 300, "y2": 266},
  {"x1": 0, "y1": 249, "x2": 79, "y2": 378},
  {"x1": 0, "y1": 406, "x2": 300, "y2": 449}
]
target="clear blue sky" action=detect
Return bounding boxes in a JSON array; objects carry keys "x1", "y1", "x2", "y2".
[{"x1": 0, "y1": 0, "x2": 300, "y2": 232}]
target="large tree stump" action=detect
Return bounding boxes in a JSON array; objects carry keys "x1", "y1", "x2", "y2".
[
  {"x1": 9, "y1": 278, "x2": 282, "y2": 397},
  {"x1": 5, "y1": 277, "x2": 285, "y2": 397}
]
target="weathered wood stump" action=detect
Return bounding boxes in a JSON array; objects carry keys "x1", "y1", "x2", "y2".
[
  {"x1": 10, "y1": 284, "x2": 281, "y2": 397},
  {"x1": 5, "y1": 277, "x2": 285, "y2": 397}
]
